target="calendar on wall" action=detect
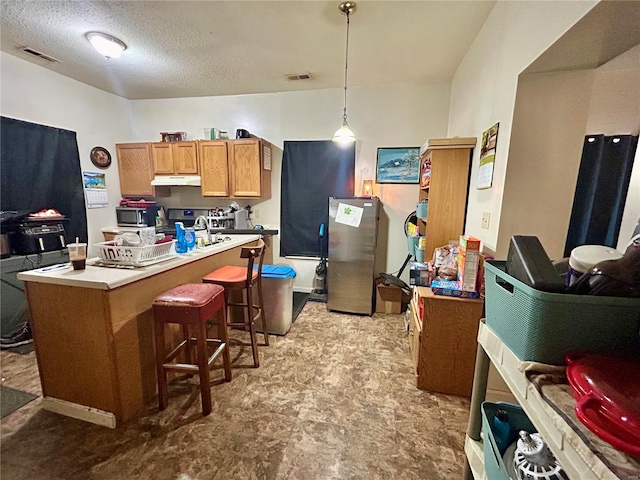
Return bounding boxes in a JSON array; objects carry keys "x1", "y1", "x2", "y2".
[
  {"x1": 83, "y1": 172, "x2": 109, "y2": 208},
  {"x1": 477, "y1": 122, "x2": 499, "y2": 190}
]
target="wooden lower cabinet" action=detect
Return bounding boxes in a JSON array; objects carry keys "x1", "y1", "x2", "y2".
[{"x1": 410, "y1": 287, "x2": 483, "y2": 397}]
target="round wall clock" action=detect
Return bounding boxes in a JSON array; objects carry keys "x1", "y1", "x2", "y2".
[{"x1": 90, "y1": 146, "x2": 112, "y2": 168}]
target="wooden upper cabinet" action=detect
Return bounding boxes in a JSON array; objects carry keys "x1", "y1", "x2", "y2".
[
  {"x1": 151, "y1": 142, "x2": 173, "y2": 174},
  {"x1": 172, "y1": 142, "x2": 198, "y2": 174},
  {"x1": 199, "y1": 141, "x2": 229, "y2": 197},
  {"x1": 228, "y1": 139, "x2": 271, "y2": 199},
  {"x1": 151, "y1": 141, "x2": 198, "y2": 175},
  {"x1": 116, "y1": 143, "x2": 155, "y2": 197}
]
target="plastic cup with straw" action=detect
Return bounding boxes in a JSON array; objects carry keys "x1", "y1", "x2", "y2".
[{"x1": 68, "y1": 237, "x2": 87, "y2": 270}]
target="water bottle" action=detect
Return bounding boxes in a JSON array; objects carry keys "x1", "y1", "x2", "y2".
[
  {"x1": 175, "y1": 222, "x2": 188, "y2": 254},
  {"x1": 185, "y1": 227, "x2": 196, "y2": 251},
  {"x1": 492, "y1": 409, "x2": 512, "y2": 456}
]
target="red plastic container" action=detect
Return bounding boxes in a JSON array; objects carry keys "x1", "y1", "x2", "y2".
[
  {"x1": 125, "y1": 200, "x2": 156, "y2": 208},
  {"x1": 565, "y1": 353, "x2": 640, "y2": 457}
]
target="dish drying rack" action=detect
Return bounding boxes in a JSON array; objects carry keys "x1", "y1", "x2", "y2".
[{"x1": 94, "y1": 241, "x2": 175, "y2": 267}]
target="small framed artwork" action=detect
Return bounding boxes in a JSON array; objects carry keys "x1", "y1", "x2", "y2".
[
  {"x1": 90, "y1": 146, "x2": 112, "y2": 169},
  {"x1": 477, "y1": 122, "x2": 499, "y2": 190},
  {"x1": 375, "y1": 147, "x2": 420, "y2": 184}
]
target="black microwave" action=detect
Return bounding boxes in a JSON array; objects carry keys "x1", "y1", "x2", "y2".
[{"x1": 116, "y1": 206, "x2": 160, "y2": 227}]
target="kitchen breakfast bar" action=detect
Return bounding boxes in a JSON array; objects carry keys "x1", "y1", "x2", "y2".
[{"x1": 17, "y1": 235, "x2": 262, "y2": 428}]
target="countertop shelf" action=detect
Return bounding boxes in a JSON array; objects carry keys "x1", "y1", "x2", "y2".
[{"x1": 464, "y1": 322, "x2": 626, "y2": 480}]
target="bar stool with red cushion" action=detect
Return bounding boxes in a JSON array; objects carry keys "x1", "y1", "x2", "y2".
[
  {"x1": 202, "y1": 239, "x2": 268, "y2": 367},
  {"x1": 152, "y1": 283, "x2": 232, "y2": 416}
]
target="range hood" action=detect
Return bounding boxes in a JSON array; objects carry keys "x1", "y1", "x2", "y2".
[{"x1": 151, "y1": 175, "x2": 201, "y2": 186}]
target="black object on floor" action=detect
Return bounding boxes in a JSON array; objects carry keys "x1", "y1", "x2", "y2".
[
  {"x1": 1, "y1": 386, "x2": 37, "y2": 419},
  {"x1": 308, "y1": 292, "x2": 328, "y2": 303},
  {"x1": 1, "y1": 343, "x2": 34, "y2": 355},
  {"x1": 292, "y1": 292, "x2": 309, "y2": 321},
  {"x1": 1, "y1": 323, "x2": 33, "y2": 350}
]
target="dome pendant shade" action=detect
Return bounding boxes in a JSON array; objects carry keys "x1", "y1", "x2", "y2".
[{"x1": 332, "y1": 122, "x2": 356, "y2": 145}]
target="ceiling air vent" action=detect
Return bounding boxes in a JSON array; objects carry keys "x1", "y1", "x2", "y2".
[
  {"x1": 286, "y1": 73, "x2": 312, "y2": 81},
  {"x1": 19, "y1": 47, "x2": 60, "y2": 63}
]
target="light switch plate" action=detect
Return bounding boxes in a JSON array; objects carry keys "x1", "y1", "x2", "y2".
[{"x1": 481, "y1": 212, "x2": 490, "y2": 229}]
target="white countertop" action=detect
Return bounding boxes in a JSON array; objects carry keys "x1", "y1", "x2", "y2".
[{"x1": 17, "y1": 234, "x2": 260, "y2": 290}]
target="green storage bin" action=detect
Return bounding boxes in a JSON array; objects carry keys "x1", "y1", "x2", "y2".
[
  {"x1": 484, "y1": 260, "x2": 640, "y2": 365},
  {"x1": 482, "y1": 402, "x2": 536, "y2": 480}
]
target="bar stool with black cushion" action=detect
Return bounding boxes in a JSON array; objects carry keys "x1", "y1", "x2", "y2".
[
  {"x1": 152, "y1": 283, "x2": 232, "y2": 416},
  {"x1": 202, "y1": 239, "x2": 269, "y2": 368}
]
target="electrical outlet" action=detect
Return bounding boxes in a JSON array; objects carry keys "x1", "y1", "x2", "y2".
[
  {"x1": 481, "y1": 212, "x2": 490, "y2": 229},
  {"x1": 254, "y1": 209, "x2": 260, "y2": 220}
]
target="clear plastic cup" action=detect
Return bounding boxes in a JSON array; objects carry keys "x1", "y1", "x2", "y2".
[{"x1": 68, "y1": 243, "x2": 87, "y2": 270}]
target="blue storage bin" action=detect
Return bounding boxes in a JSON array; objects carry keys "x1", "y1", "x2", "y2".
[{"x1": 482, "y1": 402, "x2": 536, "y2": 480}]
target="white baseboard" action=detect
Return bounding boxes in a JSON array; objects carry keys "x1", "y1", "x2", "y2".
[
  {"x1": 293, "y1": 287, "x2": 313, "y2": 293},
  {"x1": 42, "y1": 397, "x2": 116, "y2": 428}
]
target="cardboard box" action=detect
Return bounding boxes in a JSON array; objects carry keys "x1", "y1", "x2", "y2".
[
  {"x1": 459, "y1": 235, "x2": 481, "y2": 253},
  {"x1": 431, "y1": 280, "x2": 481, "y2": 299},
  {"x1": 376, "y1": 284, "x2": 403, "y2": 314},
  {"x1": 409, "y1": 262, "x2": 431, "y2": 286},
  {"x1": 458, "y1": 235, "x2": 481, "y2": 292}
]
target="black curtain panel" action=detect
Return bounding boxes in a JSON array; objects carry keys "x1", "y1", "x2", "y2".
[
  {"x1": 281, "y1": 140, "x2": 355, "y2": 257},
  {"x1": 565, "y1": 134, "x2": 638, "y2": 256},
  {"x1": 0, "y1": 116, "x2": 88, "y2": 243}
]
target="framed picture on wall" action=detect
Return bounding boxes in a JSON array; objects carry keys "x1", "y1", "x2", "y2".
[{"x1": 375, "y1": 147, "x2": 420, "y2": 184}]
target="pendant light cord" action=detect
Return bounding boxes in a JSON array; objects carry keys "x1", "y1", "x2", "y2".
[{"x1": 342, "y1": 12, "x2": 350, "y2": 123}]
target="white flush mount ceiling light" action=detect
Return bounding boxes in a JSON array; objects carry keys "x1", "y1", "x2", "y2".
[
  {"x1": 332, "y1": 1, "x2": 357, "y2": 146},
  {"x1": 86, "y1": 32, "x2": 127, "y2": 59}
]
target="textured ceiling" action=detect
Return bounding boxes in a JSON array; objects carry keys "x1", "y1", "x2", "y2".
[{"x1": 1, "y1": 1, "x2": 495, "y2": 100}]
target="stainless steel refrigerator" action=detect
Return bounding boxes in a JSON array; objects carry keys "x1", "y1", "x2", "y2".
[{"x1": 327, "y1": 197, "x2": 380, "y2": 315}]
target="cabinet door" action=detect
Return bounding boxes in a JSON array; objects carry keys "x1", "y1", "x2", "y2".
[
  {"x1": 229, "y1": 139, "x2": 261, "y2": 197},
  {"x1": 199, "y1": 141, "x2": 229, "y2": 197},
  {"x1": 116, "y1": 143, "x2": 155, "y2": 197},
  {"x1": 172, "y1": 141, "x2": 198, "y2": 174},
  {"x1": 151, "y1": 143, "x2": 173, "y2": 174}
]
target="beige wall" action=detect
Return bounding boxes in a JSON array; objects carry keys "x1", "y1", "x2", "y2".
[
  {"x1": 497, "y1": 45, "x2": 639, "y2": 259},
  {"x1": 0, "y1": 52, "x2": 133, "y2": 256},
  {"x1": 586, "y1": 45, "x2": 640, "y2": 251},
  {"x1": 496, "y1": 70, "x2": 596, "y2": 259},
  {"x1": 447, "y1": 1, "x2": 598, "y2": 252}
]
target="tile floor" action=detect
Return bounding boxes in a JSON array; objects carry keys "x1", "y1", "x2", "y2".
[{"x1": 1, "y1": 302, "x2": 471, "y2": 479}]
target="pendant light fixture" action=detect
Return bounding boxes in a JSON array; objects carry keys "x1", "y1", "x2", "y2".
[
  {"x1": 86, "y1": 32, "x2": 127, "y2": 59},
  {"x1": 332, "y1": 1, "x2": 357, "y2": 146}
]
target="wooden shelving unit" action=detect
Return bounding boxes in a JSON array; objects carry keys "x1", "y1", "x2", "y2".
[{"x1": 418, "y1": 137, "x2": 476, "y2": 261}]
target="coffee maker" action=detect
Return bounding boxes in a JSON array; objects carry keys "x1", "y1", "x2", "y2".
[{"x1": 234, "y1": 210, "x2": 249, "y2": 230}]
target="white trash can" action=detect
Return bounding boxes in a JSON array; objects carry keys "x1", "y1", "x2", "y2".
[{"x1": 253, "y1": 265, "x2": 297, "y2": 335}]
